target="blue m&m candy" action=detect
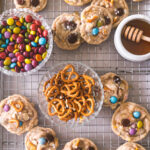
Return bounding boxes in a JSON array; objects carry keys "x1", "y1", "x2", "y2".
[
  {"x1": 38, "y1": 137, "x2": 47, "y2": 145},
  {"x1": 92, "y1": 27, "x2": 99, "y2": 36},
  {"x1": 110, "y1": 96, "x2": 118, "y2": 104},
  {"x1": 39, "y1": 37, "x2": 46, "y2": 45},
  {"x1": 133, "y1": 111, "x2": 141, "y2": 119},
  {"x1": 19, "y1": 121, "x2": 23, "y2": 127},
  {"x1": 31, "y1": 41, "x2": 37, "y2": 47}
]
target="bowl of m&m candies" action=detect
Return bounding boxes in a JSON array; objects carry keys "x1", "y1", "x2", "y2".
[{"x1": 0, "y1": 9, "x2": 53, "y2": 76}]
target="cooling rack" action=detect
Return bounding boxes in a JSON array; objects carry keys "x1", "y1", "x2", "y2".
[{"x1": 0, "y1": 0, "x2": 150, "y2": 150}]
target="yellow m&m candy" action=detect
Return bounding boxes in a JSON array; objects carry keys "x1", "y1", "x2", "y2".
[{"x1": 7, "y1": 18, "x2": 14, "y2": 26}]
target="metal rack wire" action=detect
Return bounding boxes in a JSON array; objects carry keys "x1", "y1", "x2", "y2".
[{"x1": 0, "y1": 0, "x2": 150, "y2": 150}]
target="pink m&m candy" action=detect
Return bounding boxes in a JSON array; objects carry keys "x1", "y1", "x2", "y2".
[{"x1": 3, "y1": 104, "x2": 10, "y2": 112}]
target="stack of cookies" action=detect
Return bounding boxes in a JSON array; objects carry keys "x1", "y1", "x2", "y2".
[{"x1": 52, "y1": 0, "x2": 129, "y2": 50}]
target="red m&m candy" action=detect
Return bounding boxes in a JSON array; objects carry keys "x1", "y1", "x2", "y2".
[
  {"x1": 30, "y1": 24, "x2": 37, "y2": 31},
  {"x1": 25, "y1": 15, "x2": 33, "y2": 23}
]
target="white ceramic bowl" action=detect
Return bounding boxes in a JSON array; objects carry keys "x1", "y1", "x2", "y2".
[
  {"x1": 0, "y1": 9, "x2": 53, "y2": 76},
  {"x1": 114, "y1": 14, "x2": 150, "y2": 62},
  {"x1": 38, "y1": 61, "x2": 104, "y2": 127}
]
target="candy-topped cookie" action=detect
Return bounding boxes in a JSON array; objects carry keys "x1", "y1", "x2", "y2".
[
  {"x1": 52, "y1": 13, "x2": 82, "y2": 50},
  {"x1": 64, "y1": 0, "x2": 91, "y2": 6},
  {"x1": 0, "y1": 94, "x2": 38, "y2": 135},
  {"x1": 100, "y1": 72, "x2": 128, "y2": 109},
  {"x1": 112, "y1": 102, "x2": 150, "y2": 142},
  {"x1": 80, "y1": 5, "x2": 113, "y2": 45},
  {"x1": 92, "y1": 0, "x2": 129, "y2": 27},
  {"x1": 63, "y1": 138, "x2": 97, "y2": 150},
  {"x1": 117, "y1": 142, "x2": 146, "y2": 150},
  {"x1": 25, "y1": 126, "x2": 59, "y2": 150},
  {"x1": 14, "y1": 0, "x2": 47, "y2": 12}
]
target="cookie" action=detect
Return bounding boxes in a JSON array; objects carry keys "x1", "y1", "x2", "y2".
[
  {"x1": 100, "y1": 72, "x2": 128, "y2": 109},
  {"x1": 117, "y1": 142, "x2": 146, "y2": 150},
  {"x1": 63, "y1": 138, "x2": 98, "y2": 150},
  {"x1": 52, "y1": 13, "x2": 82, "y2": 50},
  {"x1": 0, "y1": 94, "x2": 38, "y2": 135},
  {"x1": 14, "y1": 0, "x2": 47, "y2": 12},
  {"x1": 112, "y1": 102, "x2": 150, "y2": 142},
  {"x1": 80, "y1": 5, "x2": 113, "y2": 45},
  {"x1": 92, "y1": 0, "x2": 129, "y2": 27},
  {"x1": 64, "y1": 0, "x2": 91, "y2": 6},
  {"x1": 25, "y1": 126, "x2": 59, "y2": 150}
]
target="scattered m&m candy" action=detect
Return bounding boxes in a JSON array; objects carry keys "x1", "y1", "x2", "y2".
[
  {"x1": 3, "y1": 104, "x2": 10, "y2": 112},
  {"x1": 133, "y1": 111, "x2": 141, "y2": 119},
  {"x1": 38, "y1": 137, "x2": 47, "y2": 145},
  {"x1": 92, "y1": 27, "x2": 99, "y2": 36},
  {"x1": 110, "y1": 96, "x2": 118, "y2": 104}
]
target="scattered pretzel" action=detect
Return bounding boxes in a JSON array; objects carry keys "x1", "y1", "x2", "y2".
[
  {"x1": 43, "y1": 64, "x2": 96, "y2": 122},
  {"x1": 11, "y1": 101, "x2": 24, "y2": 112}
]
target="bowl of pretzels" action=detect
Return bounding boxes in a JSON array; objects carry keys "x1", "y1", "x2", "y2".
[{"x1": 38, "y1": 62, "x2": 104, "y2": 126}]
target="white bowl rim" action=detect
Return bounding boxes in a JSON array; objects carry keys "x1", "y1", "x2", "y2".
[
  {"x1": 38, "y1": 61, "x2": 104, "y2": 127},
  {"x1": 114, "y1": 14, "x2": 150, "y2": 62}
]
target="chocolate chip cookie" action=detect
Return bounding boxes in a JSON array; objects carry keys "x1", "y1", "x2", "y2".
[
  {"x1": 112, "y1": 102, "x2": 150, "y2": 142},
  {"x1": 80, "y1": 5, "x2": 113, "y2": 45},
  {"x1": 117, "y1": 142, "x2": 146, "y2": 150},
  {"x1": 14, "y1": 0, "x2": 47, "y2": 12},
  {"x1": 63, "y1": 138, "x2": 97, "y2": 150},
  {"x1": 0, "y1": 94, "x2": 38, "y2": 135},
  {"x1": 52, "y1": 13, "x2": 82, "y2": 50},
  {"x1": 100, "y1": 72, "x2": 128, "y2": 109},
  {"x1": 25, "y1": 126, "x2": 59, "y2": 150},
  {"x1": 92, "y1": 0, "x2": 129, "y2": 27},
  {"x1": 64, "y1": 0, "x2": 91, "y2": 6}
]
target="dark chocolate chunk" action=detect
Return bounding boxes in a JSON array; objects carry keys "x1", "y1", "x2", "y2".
[
  {"x1": 104, "y1": 16, "x2": 111, "y2": 25},
  {"x1": 30, "y1": 0, "x2": 39, "y2": 7},
  {"x1": 67, "y1": 33, "x2": 78, "y2": 44},
  {"x1": 46, "y1": 134, "x2": 54, "y2": 142},
  {"x1": 115, "y1": 8, "x2": 124, "y2": 16},
  {"x1": 113, "y1": 76, "x2": 121, "y2": 84},
  {"x1": 17, "y1": 0, "x2": 25, "y2": 5},
  {"x1": 64, "y1": 21, "x2": 77, "y2": 31},
  {"x1": 121, "y1": 119, "x2": 130, "y2": 127},
  {"x1": 88, "y1": 147, "x2": 95, "y2": 150}
]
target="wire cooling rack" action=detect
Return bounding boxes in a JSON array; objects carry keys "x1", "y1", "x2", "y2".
[{"x1": 0, "y1": 0, "x2": 150, "y2": 150}]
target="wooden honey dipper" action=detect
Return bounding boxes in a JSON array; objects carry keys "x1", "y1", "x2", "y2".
[{"x1": 122, "y1": 25, "x2": 150, "y2": 43}]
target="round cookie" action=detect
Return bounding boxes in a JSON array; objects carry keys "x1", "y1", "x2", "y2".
[
  {"x1": 117, "y1": 142, "x2": 146, "y2": 150},
  {"x1": 112, "y1": 102, "x2": 150, "y2": 142},
  {"x1": 0, "y1": 94, "x2": 38, "y2": 135},
  {"x1": 80, "y1": 5, "x2": 113, "y2": 45},
  {"x1": 14, "y1": 0, "x2": 47, "y2": 12},
  {"x1": 92, "y1": 0, "x2": 129, "y2": 27},
  {"x1": 100, "y1": 72, "x2": 128, "y2": 109},
  {"x1": 63, "y1": 138, "x2": 98, "y2": 150},
  {"x1": 52, "y1": 13, "x2": 82, "y2": 50},
  {"x1": 64, "y1": 0, "x2": 91, "y2": 6},
  {"x1": 25, "y1": 126, "x2": 59, "y2": 150}
]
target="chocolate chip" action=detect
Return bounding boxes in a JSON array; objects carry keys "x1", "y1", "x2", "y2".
[
  {"x1": 121, "y1": 119, "x2": 130, "y2": 127},
  {"x1": 88, "y1": 147, "x2": 95, "y2": 150},
  {"x1": 17, "y1": 0, "x2": 25, "y2": 5},
  {"x1": 30, "y1": 0, "x2": 39, "y2": 7},
  {"x1": 64, "y1": 21, "x2": 77, "y2": 31},
  {"x1": 67, "y1": 33, "x2": 78, "y2": 44},
  {"x1": 46, "y1": 134, "x2": 54, "y2": 142},
  {"x1": 113, "y1": 76, "x2": 121, "y2": 84},
  {"x1": 114, "y1": 8, "x2": 124, "y2": 16},
  {"x1": 104, "y1": 16, "x2": 111, "y2": 25}
]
